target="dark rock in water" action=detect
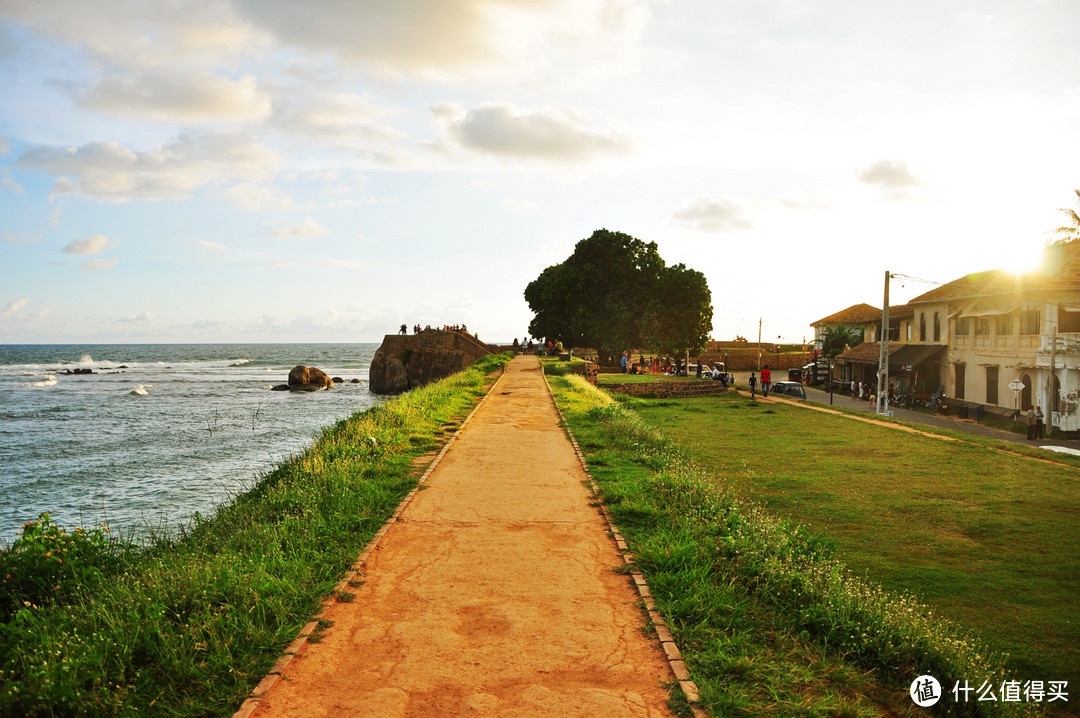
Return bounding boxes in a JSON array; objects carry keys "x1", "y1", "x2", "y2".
[
  {"x1": 286, "y1": 365, "x2": 333, "y2": 391},
  {"x1": 118, "y1": 365, "x2": 129, "y2": 369},
  {"x1": 62, "y1": 368, "x2": 95, "y2": 375},
  {"x1": 332, "y1": 377, "x2": 345, "y2": 384},
  {"x1": 271, "y1": 384, "x2": 290, "y2": 391},
  {"x1": 351, "y1": 378, "x2": 361, "y2": 383}
]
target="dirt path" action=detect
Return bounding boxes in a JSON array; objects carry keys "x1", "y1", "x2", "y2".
[{"x1": 249, "y1": 356, "x2": 674, "y2": 718}]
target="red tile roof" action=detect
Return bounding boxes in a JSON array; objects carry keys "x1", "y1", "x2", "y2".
[
  {"x1": 812, "y1": 303, "x2": 881, "y2": 326},
  {"x1": 837, "y1": 341, "x2": 901, "y2": 363}
]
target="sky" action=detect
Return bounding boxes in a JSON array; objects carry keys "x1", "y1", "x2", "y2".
[{"x1": 1, "y1": 0, "x2": 1079, "y2": 345}]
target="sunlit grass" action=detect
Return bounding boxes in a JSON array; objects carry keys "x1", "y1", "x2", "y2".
[{"x1": 549, "y1": 374, "x2": 1043, "y2": 717}]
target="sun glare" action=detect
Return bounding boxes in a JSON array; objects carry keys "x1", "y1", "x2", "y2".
[{"x1": 1003, "y1": 245, "x2": 1046, "y2": 276}]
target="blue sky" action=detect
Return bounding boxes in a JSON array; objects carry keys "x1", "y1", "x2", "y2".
[{"x1": 1, "y1": 0, "x2": 1078, "y2": 344}]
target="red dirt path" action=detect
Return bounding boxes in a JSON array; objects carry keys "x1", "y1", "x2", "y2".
[{"x1": 250, "y1": 356, "x2": 675, "y2": 718}]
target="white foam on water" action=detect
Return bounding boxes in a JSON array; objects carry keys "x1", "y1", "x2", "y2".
[
  {"x1": 129, "y1": 385, "x2": 150, "y2": 396},
  {"x1": 25, "y1": 376, "x2": 58, "y2": 388}
]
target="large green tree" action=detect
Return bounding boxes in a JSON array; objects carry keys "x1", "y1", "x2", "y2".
[{"x1": 524, "y1": 229, "x2": 712, "y2": 362}]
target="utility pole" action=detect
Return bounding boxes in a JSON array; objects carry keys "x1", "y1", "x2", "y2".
[
  {"x1": 1049, "y1": 325, "x2": 1057, "y2": 438},
  {"x1": 877, "y1": 270, "x2": 891, "y2": 415},
  {"x1": 757, "y1": 317, "x2": 762, "y2": 371}
]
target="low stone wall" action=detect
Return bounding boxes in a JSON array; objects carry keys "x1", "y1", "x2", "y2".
[{"x1": 600, "y1": 380, "x2": 728, "y2": 399}]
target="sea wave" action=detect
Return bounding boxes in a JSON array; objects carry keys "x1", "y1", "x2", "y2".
[{"x1": 25, "y1": 376, "x2": 58, "y2": 388}]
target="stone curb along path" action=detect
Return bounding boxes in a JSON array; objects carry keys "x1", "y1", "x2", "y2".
[{"x1": 235, "y1": 355, "x2": 699, "y2": 718}]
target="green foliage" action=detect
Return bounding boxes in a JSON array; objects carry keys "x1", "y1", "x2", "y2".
[
  {"x1": 524, "y1": 229, "x2": 711, "y2": 360},
  {"x1": 821, "y1": 324, "x2": 862, "y2": 357},
  {"x1": 640, "y1": 262, "x2": 713, "y2": 355},
  {"x1": 1051, "y1": 188, "x2": 1080, "y2": 245},
  {"x1": 0, "y1": 513, "x2": 129, "y2": 621}
]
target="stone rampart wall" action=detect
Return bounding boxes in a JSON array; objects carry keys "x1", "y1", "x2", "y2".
[
  {"x1": 600, "y1": 381, "x2": 729, "y2": 399},
  {"x1": 369, "y1": 331, "x2": 492, "y2": 394}
]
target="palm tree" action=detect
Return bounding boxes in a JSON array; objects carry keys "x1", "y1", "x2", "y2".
[
  {"x1": 1052, "y1": 189, "x2": 1080, "y2": 245},
  {"x1": 821, "y1": 325, "x2": 861, "y2": 358}
]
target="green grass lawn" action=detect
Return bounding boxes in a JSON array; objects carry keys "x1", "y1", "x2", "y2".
[{"x1": 626, "y1": 390, "x2": 1080, "y2": 696}]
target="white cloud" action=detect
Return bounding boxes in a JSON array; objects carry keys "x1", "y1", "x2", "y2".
[
  {"x1": 117, "y1": 310, "x2": 154, "y2": 322},
  {"x1": 231, "y1": 0, "x2": 534, "y2": 79},
  {"x1": 79, "y1": 71, "x2": 272, "y2": 124},
  {"x1": 82, "y1": 258, "x2": 118, "y2": 271},
  {"x1": 2, "y1": 232, "x2": 41, "y2": 244},
  {"x1": 857, "y1": 159, "x2": 920, "y2": 188},
  {"x1": 62, "y1": 234, "x2": 110, "y2": 255},
  {"x1": 185, "y1": 240, "x2": 226, "y2": 251},
  {"x1": 1, "y1": 297, "x2": 30, "y2": 319},
  {"x1": 0, "y1": 138, "x2": 10, "y2": 155},
  {"x1": 17, "y1": 132, "x2": 280, "y2": 202},
  {"x1": 217, "y1": 183, "x2": 295, "y2": 210},
  {"x1": 431, "y1": 102, "x2": 629, "y2": 162},
  {"x1": 672, "y1": 196, "x2": 754, "y2": 233},
  {"x1": 270, "y1": 92, "x2": 405, "y2": 158},
  {"x1": 269, "y1": 216, "x2": 329, "y2": 238},
  {"x1": 501, "y1": 198, "x2": 539, "y2": 213},
  {"x1": 1, "y1": 169, "x2": 24, "y2": 193},
  {"x1": 0, "y1": 0, "x2": 265, "y2": 69}
]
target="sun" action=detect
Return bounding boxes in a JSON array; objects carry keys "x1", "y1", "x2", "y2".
[{"x1": 1003, "y1": 244, "x2": 1047, "y2": 277}]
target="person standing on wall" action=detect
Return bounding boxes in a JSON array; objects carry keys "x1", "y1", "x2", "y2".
[{"x1": 761, "y1": 364, "x2": 772, "y2": 398}]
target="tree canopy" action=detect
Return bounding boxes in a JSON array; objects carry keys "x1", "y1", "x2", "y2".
[
  {"x1": 821, "y1": 325, "x2": 862, "y2": 358},
  {"x1": 524, "y1": 229, "x2": 712, "y2": 360}
]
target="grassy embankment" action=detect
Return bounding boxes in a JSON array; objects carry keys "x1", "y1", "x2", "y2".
[
  {"x1": 548, "y1": 371, "x2": 1061, "y2": 716},
  {"x1": 0, "y1": 353, "x2": 509, "y2": 718}
]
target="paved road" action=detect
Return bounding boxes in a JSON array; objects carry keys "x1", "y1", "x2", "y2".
[{"x1": 251, "y1": 355, "x2": 673, "y2": 718}]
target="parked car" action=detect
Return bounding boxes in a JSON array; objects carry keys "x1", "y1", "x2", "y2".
[
  {"x1": 769, "y1": 381, "x2": 807, "y2": 399},
  {"x1": 787, "y1": 367, "x2": 803, "y2": 383}
]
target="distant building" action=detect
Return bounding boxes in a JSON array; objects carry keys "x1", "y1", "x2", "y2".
[
  {"x1": 816, "y1": 242, "x2": 1080, "y2": 432},
  {"x1": 906, "y1": 241, "x2": 1080, "y2": 430}
]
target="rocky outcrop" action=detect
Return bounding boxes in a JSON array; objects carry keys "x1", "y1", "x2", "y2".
[
  {"x1": 369, "y1": 331, "x2": 493, "y2": 394},
  {"x1": 287, "y1": 365, "x2": 334, "y2": 391}
]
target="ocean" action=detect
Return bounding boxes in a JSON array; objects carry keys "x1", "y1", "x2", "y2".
[{"x1": 0, "y1": 344, "x2": 381, "y2": 546}]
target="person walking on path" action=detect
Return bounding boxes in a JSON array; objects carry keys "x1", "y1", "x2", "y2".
[
  {"x1": 749, "y1": 372, "x2": 757, "y2": 397},
  {"x1": 250, "y1": 356, "x2": 675, "y2": 718},
  {"x1": 761, "y1": 365, "x2": 772, "y2": 397}
]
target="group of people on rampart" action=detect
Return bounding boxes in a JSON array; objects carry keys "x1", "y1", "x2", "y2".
[{"x1": 399, "y1": 323, "x2": 470, "y2": 335}]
